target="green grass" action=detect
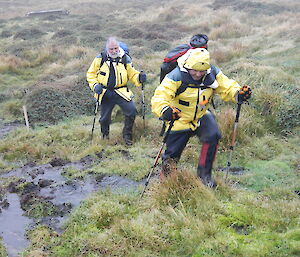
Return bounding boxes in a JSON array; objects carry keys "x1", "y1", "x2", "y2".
[
  {"x1": 0, "y1": 0, "x2": 300, "y2": 256},
  {"x1": 24, "y1": 172, "x2": 300, "y2": 257},
  {"x1": 0, "y1": 240, "x2": 7, "y2": 257}
]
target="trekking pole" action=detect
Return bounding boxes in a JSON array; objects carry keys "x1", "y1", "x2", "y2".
[
  {"x1": 91, "y1": 94, "x2": 100, "y2": 141},
  {"x1": 225, "y1": 101, "x2": 243, "y2": 182},
  {"x1": 140, "y1": 118, "x2": 175, "y2": 198},
  {"x1": 140, "y1": 71, "x2": 146, "y2": 129}
]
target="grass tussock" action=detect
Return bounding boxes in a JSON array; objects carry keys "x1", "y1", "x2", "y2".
[
  {"x1": 210, "y1": 22, "x2": 249, "y2": 40},
  {"x1": 215, "y1": 105, "x2": 266, "y2": 149},
  {"x1": 146, "y1": 169, "x2": 216, "y2": 209},
  {"x1": 0, "y1": 55, "x2": 30, "y2": 72},
  {"x1": 211, "y1": 42, "x2": 246, "y2": 64}
]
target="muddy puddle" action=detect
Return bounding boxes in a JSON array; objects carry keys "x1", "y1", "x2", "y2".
[
  {"x1": 0, "y1": 193, "x2": 31, "y2": 257},
  {"x1": 0, "y1": 156, "x2": 142, "y2": 257},
  {"x1": 216, "y1": 166, "x2": 248, "y2": 176}
]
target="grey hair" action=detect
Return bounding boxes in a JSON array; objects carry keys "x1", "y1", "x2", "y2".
[{"x1": 106, "y1": 37, "x2": 119, "y2": 50}]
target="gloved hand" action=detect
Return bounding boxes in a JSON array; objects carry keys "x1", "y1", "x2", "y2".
[
  {"x1": 139, "y1": 72, "x2": 147, "y2": 83},
  {"x1": 238, "y1": 85, "x2": 252, "y2": 103},
  {"x1": 94, "y1": 83, "x2": 103, "y2": 95},
  {"x1": 162, "y1": 106, "x2": 182, "y2": 121}
]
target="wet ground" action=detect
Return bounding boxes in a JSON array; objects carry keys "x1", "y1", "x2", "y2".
[
  {"x1": 0, "y1": 156, "x2": 143, "y2": 257},
  {"x1": 0, "y1": 120, "x2": 22, "y2": 138},
  {"x1": 0, "y1": 121, "x2": 246, "y2": 256},
  {"x1": 0, "y1": 120, "x2": 143, "y2": 257}
]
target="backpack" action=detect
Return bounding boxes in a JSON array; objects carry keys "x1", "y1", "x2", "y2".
[
  {"x1": 160, "y1": 34, "x2": 209, "y2": 83},
  {"x1": 163, "y1": 43, "x2": 192, "y2": 63},
  {"x1": 99, "y1": 42, "x2": 130, "y2": 70},
  {"x1": 160, "y1": 44, "x2": 192, "y2": 83}
]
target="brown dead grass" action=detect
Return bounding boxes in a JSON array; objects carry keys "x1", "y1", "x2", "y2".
[{"x1": 0, "y1": 55, "x2": 30, "y2": 72}]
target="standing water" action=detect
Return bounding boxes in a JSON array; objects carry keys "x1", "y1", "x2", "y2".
[
  {"x1": 0, "y1": 193, "x2": 31, "y2": 257},
  {"x1": 0, "y1": 159, "x2": 142, "y2": 256}
]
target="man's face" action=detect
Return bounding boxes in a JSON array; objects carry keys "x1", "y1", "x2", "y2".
[
  {"x1": 107, "y1": 41, "x2": 119, "y2": 58},
  {"x1": 188, "y1": 69, "x2": 207, "y2": 81}
]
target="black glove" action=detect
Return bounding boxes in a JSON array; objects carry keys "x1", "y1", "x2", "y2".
[
  {"x1": 94, "y1": 83, "x2": 103, "y2": 94},
  {"x1": 238, "y1": 85, "x2": 252, "y2": 103},
  {"x1": 139, "y1": 72, "x2": 147, "y2": 83},
  {"x1": 162, "y1": 106, "x2": 181, "y2": 121}
]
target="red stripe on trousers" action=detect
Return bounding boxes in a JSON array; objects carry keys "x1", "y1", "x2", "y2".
[{"x1": 199, "y1": 143, "x2": 209, "y2": 167}]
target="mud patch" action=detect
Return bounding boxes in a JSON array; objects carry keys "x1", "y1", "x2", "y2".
[
  {"x1": 216, "y1": 166, "x2": 248, "y2": 176},
  {"x1": 0, "y1": 156, "x2": 142, "y2": 256}
]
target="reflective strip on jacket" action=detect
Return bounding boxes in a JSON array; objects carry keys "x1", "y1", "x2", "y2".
[
  {"x1": 86, "y1": 51, "x2": 141, "y2": 102},
  {"x1": 151, "y1": 65, "x2": 241, "y2": 131}
]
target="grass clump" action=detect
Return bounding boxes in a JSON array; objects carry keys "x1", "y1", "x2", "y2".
[
  {"x1": 13, "y1": 28, "x2": 46, "y2": 40},
  {"x1": 26, "y1": 86, "x2": 73, "y2": 124},
  {"x1": 25, "y1": 79, "x2": 94, "y2": 124}
]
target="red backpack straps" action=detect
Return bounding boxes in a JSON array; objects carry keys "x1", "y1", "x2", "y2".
[{"x1": 163, "y1": 44, "x2": 191, "y2": 63}]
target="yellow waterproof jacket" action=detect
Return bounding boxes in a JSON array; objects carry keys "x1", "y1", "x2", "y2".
[
  {"x1": 151, "y1": 65, "x2": 241, "y2": 131},
  {"x1": 87, "y1": 49, "x2": 141, "y2": 102}
]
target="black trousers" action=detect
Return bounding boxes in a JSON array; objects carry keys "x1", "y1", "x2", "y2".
[
  {"x1": 99, "y1": 90, "x2": 137, "y2": 135},
  {"x1": 162, "y1": 111, "x2": 221, "y2": 160}
]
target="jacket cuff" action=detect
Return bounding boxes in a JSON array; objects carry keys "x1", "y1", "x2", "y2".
[{"x1": 161, "y1": 106, "x2": 170, "y2": 115}]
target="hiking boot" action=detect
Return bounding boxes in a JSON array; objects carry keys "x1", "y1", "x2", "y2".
[
  {"x1": 123, "y1": 116, "x2": 135, "y2": 146},
  {"x1": 197, "y1": 166, "x2": 216, "y2": 188},
  {"x1": 160, "y1": 158, "x2": 177, "y2": 178},
  {"x1": 100, "y1": 124, "x2": 109, "y2": 138},
  {"x1": 102, "y1": 134, "x2": 109, "y2": 140},
  {"x1": 124, "y1": 135, "x2": 133, "y2": 146}
]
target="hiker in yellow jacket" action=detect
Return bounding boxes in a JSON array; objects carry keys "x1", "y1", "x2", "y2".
[
  {"x1": 87, "y1": 37, "x2": 147, "y2": 145},
  {"x1": 151, "y1": 48, "x2": 252, "y2": 187}
]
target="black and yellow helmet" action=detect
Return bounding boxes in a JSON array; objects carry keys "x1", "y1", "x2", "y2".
[{"x1": 181, "y1": 48, "x2": 210, "y2": 71}]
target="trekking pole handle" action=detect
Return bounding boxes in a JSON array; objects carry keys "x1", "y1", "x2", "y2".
[
  {"x1": 140, "y1": 70, "x2": 145, "y2": 89},
  {"x1": 163, "y1": 119, "x2": 175, "y2": 143},
  {"x1": 235, "y1": 102, "x2": 242, "y2": 122}
]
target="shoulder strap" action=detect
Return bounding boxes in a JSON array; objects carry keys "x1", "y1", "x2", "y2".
[
  {"x1": 175, "y1": 83, "x2": 188, "y2": 97},
  {"x1": 99, "y1": 52, "x2": 129, "y2": 70},
  {"x1": 100, "y1": 52, "x2": 107, "y2": 69},
  {"x1": 121, "y1": 54, "x2": 128, "y2": 70},
  {"x1": 175, "y1": 83, "x2": 217, "y2": 109},
  {"x1": 175, "y1": 83, "x2": 210, "y2": 97}
]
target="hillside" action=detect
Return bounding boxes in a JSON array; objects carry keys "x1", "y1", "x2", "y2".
[{"x1": 0, "y1": 0, "x2": 299, "y2": 256}]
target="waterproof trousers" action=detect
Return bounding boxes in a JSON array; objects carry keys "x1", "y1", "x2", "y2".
[
  {"x1": 99, "y1": 90, "x2": 137, "y2": 144},
  {"x1": 161, "y1": 111, "x2": 221, "y2": 187}
]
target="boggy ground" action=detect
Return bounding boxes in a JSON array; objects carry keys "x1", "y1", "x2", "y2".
[{"x1": 0, "y1": 121, "x2": 143, "y2": 256}]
